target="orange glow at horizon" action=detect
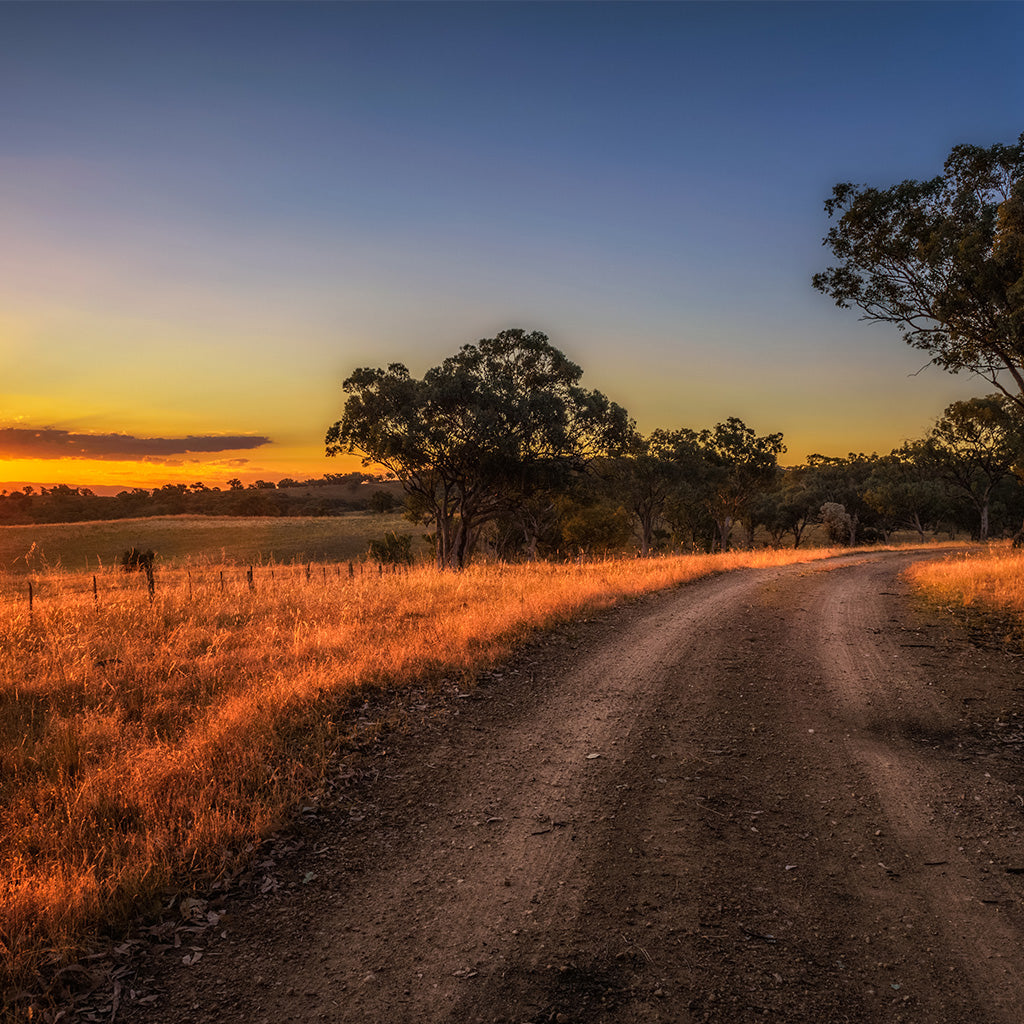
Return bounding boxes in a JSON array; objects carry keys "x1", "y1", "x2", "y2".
[
  {"x1": 0, "y1": 418, "x2": 921, "y2": 497},
  {"x1": 0, "y1": 451, "x2": 369, "y2": 494}
]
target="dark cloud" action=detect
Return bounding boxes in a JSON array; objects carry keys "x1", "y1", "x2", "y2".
[{"x1": 0, "y1": 428, "x2": 272, "y2": 461}]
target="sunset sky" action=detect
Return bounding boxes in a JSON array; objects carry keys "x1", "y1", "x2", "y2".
[{"x1": 2, "y1": 1, "x2": 1023, "y2": 493}]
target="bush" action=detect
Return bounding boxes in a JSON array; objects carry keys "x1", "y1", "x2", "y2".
[
  {"x1": 120, "y1": 547, "x2": 155, "y2": 572},
  {"x1": 367, "y1": 531, "x2": 414, "y2": 565},
  {"x1": 819, "y1": 502, "x2": 852, "y2": 545},
  {"x1": 368, "y1": 489, "x2": 400, "y2": 514},
  {"x1": 560, "y1": 503, "x2": 633, "y2": 554}
]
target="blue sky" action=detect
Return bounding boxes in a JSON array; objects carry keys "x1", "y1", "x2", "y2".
[{"x1": 2, "y1": 1, "x2": 1022, "y2": 488}]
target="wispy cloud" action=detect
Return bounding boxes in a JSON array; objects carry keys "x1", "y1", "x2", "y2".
[{"x1": 0, "y1": 428, "x2": 272, "y2": 461}]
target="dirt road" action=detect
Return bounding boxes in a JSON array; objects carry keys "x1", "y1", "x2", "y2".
[{"x1": 122, "y1": 551, "x2": 1024, "y2": 1023}]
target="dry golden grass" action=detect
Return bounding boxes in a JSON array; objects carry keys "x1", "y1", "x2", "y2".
[
  {"x1": 904, "y1": 542, "x2": 1024, "y2": 627},
  {"x1": 2, "y1": 543, "x2": 925, "y2": 1005}
]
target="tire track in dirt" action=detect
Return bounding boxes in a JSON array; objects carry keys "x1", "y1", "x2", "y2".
[
  {"x1": 121, "y1": 551, "x2": 1024, "y2": 1024},
  {"x1": 247, "y1": 569, "x2": 766, "y2": 1024},
  {"x1": 791, "y1": 557, "x2": 1024, "y2": 1020}
]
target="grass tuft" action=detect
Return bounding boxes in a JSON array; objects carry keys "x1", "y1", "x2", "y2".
[{"x1": 904, "y1": 542, "x2": 1024, "y2": 638}]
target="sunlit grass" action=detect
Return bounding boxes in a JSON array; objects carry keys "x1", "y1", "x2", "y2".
[
  {"x1": 2, "y1": 543, "x2": 929, "y2": 1006},
  {"x1": 904, "y1": 542, "x2": 1024, "y2": 626}
]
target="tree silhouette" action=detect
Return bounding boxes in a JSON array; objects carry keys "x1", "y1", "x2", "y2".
[
  {"x1": 327, "y1": 329, "x2": 632, "y2": 568},
  {"x1": 815, "y1": 134, "x2": 1024, "y2": 406}
]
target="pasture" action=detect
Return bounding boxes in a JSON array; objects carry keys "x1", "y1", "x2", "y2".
[{"x1": 0, "y1": 513, "x2": 419, "y2": 574}]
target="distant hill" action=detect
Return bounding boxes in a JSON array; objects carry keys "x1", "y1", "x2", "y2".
[{"x1": 0, "y1": 475, "x2": 405, "y2": 526}]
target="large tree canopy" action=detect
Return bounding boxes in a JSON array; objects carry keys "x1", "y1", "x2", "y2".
[
  {"x1": 925, "y1": 395, "x2": 1023, "y2": 542},
  {"x1": 611, "y1": 428, "x2": 706, "y2": 557},
  {"x1": 698, "y1": 417, "x2": 786, "y2": 551},
  {"x1": 326, "y1": 329, "x2": 632, "y2": 568},
  {"x1": 813, "y1": 134, "x2": 1024, "y2": 407}
]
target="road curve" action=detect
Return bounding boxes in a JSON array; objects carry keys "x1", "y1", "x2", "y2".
[{"x1": 123, "y1": 551, "x2": 1024, "y2": 1024}]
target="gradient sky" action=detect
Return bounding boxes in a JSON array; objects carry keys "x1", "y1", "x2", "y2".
[{"x1": 2, "y1": 1, "x2": 1023, "y2": 492}]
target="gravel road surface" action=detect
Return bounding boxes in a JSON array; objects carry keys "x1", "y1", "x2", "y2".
[{"x1": 121, "y1": 551, "x2": 1024, "y2": 1024}]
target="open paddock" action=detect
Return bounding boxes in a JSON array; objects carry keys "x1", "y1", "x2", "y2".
[{"x1": 0, "y1": 513, "x2": 420, "y2": 575}]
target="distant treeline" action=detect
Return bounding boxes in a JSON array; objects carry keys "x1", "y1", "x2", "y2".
[
  {"x1": 325, "y1": 326, "x2": 1024, "y2": 566},
  {"x1": 6, "y1": 396, "x2": 1024, "y2": 552},
  {"x1": 0, "y1": 473, "x2": 402, "y2": 526},
  {"x1": 450, "y1": 423, "x2": 1024, "y2": 564}
]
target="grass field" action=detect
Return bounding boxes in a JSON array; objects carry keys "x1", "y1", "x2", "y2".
[
  {"x1": 904, "y1": 542, "x2": 1024, "y2": 635},
  {"x1": 0, "y1": 534, "x2": 952, "y2": 1014},
  {"x1": 0, "y1": 513, "x2": 420, "y2": 574}
]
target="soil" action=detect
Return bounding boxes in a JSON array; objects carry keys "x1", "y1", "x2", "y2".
[{"x1": 103, "y1": 550, "x2": 1024, "y2": 1023}]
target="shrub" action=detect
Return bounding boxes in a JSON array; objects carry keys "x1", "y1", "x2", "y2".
[
  {"x1": 367, "y1": 531, "x2": 414, "y2": 565},
  {"x1": 368, "y1": 489, "x2": 400, "y2": 514},
  {"x1": 819, "y1": 503, "x2": 852, "y2": 545},
  {"x1": 120, "y1": 548, "x2": 155, "y2": 572}
]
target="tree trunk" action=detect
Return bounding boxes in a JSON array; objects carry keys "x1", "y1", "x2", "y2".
[
  {"x1": 522, "y1": 528, "x2": 539, "y2": 562},
  {"x1": 449, "y1": 517, "x2": 478, "y2": 570},
  {"x1": 435, "y1": 511, "x2": 458, "y2": 570},
  {"x1": 434, "y1": 514, "x2": 446, "y2": 570},
  {"x1": 717, "y1": 516, "x2": 732, "y2": 552},
  {"x1": 911, "y1": 512, "x2": 926, "y2": 543},
  {"x1": 639, "y1": 512, "x2": 654, "y2": 557}
]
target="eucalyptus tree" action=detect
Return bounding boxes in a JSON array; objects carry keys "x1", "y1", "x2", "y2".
[
  {"x1": 326, "y1": 329, "x2": 632, "y2": 569},
  {"x1": 803, "y1": 453, "x2": 879, "y2": 546},
  {"x1": 612, "y1": 428, "x2": 707, "y2": 556},
  {"x1": 752, "y1": 465, "x2": 820, "y2": 548},
  {"x1": 814, "y1": 134, "x2": 1024, "y2": 406},
  {"x1": 925, "y1": 395, "x2": 1023, "y2": 541},
  {"x1": 698, "y1": 418, "x2": 786, "y2": 550},
  {"x1": 863, "y1": 442, "x2": 948, "y2": 542}
]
